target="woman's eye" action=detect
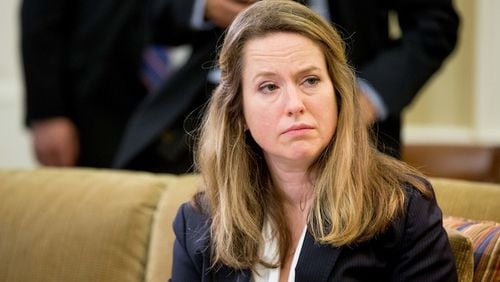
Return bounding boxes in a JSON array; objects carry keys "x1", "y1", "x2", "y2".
[
  {"x1": 259, "y1": 83, "x2": 278, "y2": 93},
  {"x1": 304, "y1": 77, "x2": 320, "y2": 86}
]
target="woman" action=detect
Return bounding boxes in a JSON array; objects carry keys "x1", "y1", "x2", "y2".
[{"x1": 171, "y1": 1, "x2": 457, "y2": 281}]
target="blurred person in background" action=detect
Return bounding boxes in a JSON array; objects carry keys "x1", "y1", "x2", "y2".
[
  {"x1": 21, "y1": 0, "x2": 148, "y2": 167},
  {"x1": 113, "y1": 0, "x2": 459, "y2": 173}
]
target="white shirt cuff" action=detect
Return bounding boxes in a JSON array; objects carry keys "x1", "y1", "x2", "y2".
[{"x1": 191, "y1": 0, "x2": 215, "y2": 30}]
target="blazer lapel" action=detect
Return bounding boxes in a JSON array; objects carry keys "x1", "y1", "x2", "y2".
[{"x1": 295, "y1": 231, "x2": 342, "y2": 282}]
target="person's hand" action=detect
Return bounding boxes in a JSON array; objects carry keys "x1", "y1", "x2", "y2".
[
  {"x1": 358, "y1": 92, "x2": 377, "y2": 126},
  {"x1": 31, "y1": 117, "x2": 80, "y2": 166},
  {"x1": 205, "y1": 0, "x2": 256, "y2": 28}
]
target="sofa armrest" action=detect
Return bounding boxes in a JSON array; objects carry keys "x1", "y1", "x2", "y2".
[{"x1": 0, "y1": 168, "x2": 168, "y2": 282}]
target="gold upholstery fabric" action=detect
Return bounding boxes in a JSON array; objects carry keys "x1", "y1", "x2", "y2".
[
  {"x1": 431, "y1": 177, "x2": 500, "y2": 222},
  {"x1": 0, "y1": 168, "x2": 166, "y2": 282},
  {"x1": 145, "y1": 174, "x2": 199, "y2": 282},
  {"x1": 0, "y1": 170, "x2": 498, "y2": 282}
]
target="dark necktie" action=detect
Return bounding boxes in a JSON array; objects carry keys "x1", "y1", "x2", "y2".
[{"x1": 140, "y1": 45, "x2": 171, "y2": 92}]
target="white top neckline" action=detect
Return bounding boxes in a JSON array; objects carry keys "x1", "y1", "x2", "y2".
[{"x1": 252, "y1": 222, "x2": 308, "y2": 282}]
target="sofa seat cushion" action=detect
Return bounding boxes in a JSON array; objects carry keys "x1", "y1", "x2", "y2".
[{"x1": 444, "y1": 216, "x2": 500, "y2": 282}]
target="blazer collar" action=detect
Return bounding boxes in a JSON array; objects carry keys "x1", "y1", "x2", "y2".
[{"x1": 210, "y1": 232, "x2": 341, "y2": 282}]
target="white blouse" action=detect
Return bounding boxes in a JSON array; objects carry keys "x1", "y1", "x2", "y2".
[{"x1": 252, "y1": 222, "x2": 308, "y2": 282}]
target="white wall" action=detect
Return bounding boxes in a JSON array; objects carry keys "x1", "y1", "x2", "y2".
[
  {"x1": 474, "y1": 0, "x2": 500, "y2": 142},
  {"x1": 0, "y1": 0, "x2": 35, "y2": 168},
  {"x1": 403, "y1": 0, "x2": 500, "y2": 145}
]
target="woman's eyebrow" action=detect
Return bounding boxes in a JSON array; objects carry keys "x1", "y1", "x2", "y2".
[{"x1": 251, "y1": 65, "x2": 322, "y2": 83}]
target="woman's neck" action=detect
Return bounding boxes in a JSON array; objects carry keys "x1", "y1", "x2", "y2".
[{"x1": 267, "y1": 161, "x2": 314, "y2": 210}]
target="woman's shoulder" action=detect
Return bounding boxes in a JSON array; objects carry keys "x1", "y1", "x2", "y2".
[
  {"x1": 400, "y1": 176, "x2": 436, "y2": 212},
  {"x1": 375, "y1": 177, "x2": 440, "y2": 247},
  {"x1": 384, "y1": 178, "x2": 456, "y2": 280},
  {"x1": 174, "y1": 199, "x2": 211, "y2": 231},
  {"x1": 173, "y1": 200, "x2": 211, "y2": 254},
  {"x1": 385, "y1": 177, "x2": 446, "y2": 250}
]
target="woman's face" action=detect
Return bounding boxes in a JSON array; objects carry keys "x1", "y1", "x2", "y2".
[{"x1": 241, "y1": 32, "x2": 337, "y2": 169}]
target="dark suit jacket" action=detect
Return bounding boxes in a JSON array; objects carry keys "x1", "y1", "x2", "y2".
[
  {"x1": 21, "y1": 0, "x2": 148, "y2": 167},
  {"x1": 113, "y1": 0, "x2": 459, "y2": 171},
  {"x1": 171, "y1": 185, "x2": 457, "y2": 281}
]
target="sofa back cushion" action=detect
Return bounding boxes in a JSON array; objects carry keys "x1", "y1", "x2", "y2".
[
  {"x1": 0, "y1": 168, "x2": 167, "y2": 282},
  {"x1": 431, "y1": 177, "x2": 500, "y2": 222}
]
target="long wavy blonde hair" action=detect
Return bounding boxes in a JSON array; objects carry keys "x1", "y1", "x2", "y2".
[{"x1": 195, "y1": 0, "x2": 428, "y2": 270}]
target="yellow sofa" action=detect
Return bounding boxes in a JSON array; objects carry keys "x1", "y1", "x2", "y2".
[{"x1": 0, "y1": 168, "x2": 498, "y2": 282}]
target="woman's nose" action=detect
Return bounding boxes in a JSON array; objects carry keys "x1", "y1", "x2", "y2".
[{"x1": 285, "y1": 86, "x2": 305, "y2": 117}]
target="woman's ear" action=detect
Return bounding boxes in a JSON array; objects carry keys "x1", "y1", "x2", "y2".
[{"x1": 242, "y1": 118, "x2": 248, "y2": 131}]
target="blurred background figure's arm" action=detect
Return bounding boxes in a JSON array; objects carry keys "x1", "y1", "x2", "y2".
[
  {"x1": 205, "y1": 0, "x2": 256, "y2": 28},
  {"x1": 357, "y1": 0, "x2": 459, "y2": 119},
  {"x1": 148, "y1": 0, "x2": 254, "y2": 45}
]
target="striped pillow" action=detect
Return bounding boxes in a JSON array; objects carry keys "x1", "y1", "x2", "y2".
[{"x1": 443, "y1": 216, "x2": 499, "y2": 282}]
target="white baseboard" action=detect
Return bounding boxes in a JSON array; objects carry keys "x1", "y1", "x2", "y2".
[{"x1": 403, "y1": 125, "x2": 500, "y2": 146}]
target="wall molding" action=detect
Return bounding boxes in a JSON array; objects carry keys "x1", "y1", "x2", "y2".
[{"x1": 403, "y1": 125, "x2": 500, "y2": 145}]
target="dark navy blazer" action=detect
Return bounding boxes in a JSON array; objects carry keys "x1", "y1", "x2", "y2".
[{"x1": 170, "y1": 185, "x2": 457, "y2": 281}]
